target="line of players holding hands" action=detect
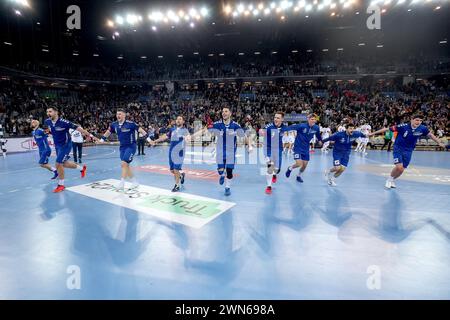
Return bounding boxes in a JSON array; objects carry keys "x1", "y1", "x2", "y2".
[{"x1": 30, "y1": 106, "x2": 445, "y2": 194}]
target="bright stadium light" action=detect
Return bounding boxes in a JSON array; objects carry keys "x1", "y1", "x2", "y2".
[
  {"x1": 264, "y1": 8, "x2": 271, "y2": 14},
  {"x1": 258, "y1": 3, "x2": 264, "y2": 10},
  {"x1": 305, "y1": 4, "x2": 312, "y2": 11},
  {"x1": 237, "y1": 4, "x2": 245, "y2": 13},
  {"x1": 200, "y1": 7, "x2": 208, "y2": 17},
  {"x1": 189, "y1": 22, "x2": 195, "y2": 28},
  {"x1": 298, "y1": 0, "x2": 306, "y2": 8},
  {"x1": 330, "y1": 2, "x2": 337, "y2": 9},
  {"x1": 106, "y1": 20, "x2": 114, "y2": 28},
  {"x1": 151, "y1": 25, "x2": 157, "y2": 31},
  {"x1": 397, "y1": 0, "x2": 406, "y2": 4},
  {"x1": 93, "y1": 53, "x2": 99, "y2": 57},
  {"x1": 238, "y1": 52, "x2": 245, "y2": 55},
  {"x1": 141, "y1": 56, "x2": 147, "y2": 59},
  {"x1": 116, "y1": 16, "x2": 124, "y2": 25},
  {"x1": 270, "y1": 2, "x2": 277, "y2": 9},
  {"x1": 189, "y1": 8, "x2": 198, "y2": 17},
  {"x1": 9, "y1": 0, "x2": 30, "y2": 8},
  {"x1": 337, "y1": 48, "x2": 344, "y2": 51},
  {"x1": 224, "y1": 5, "x2": 232, "y2": 15},
  {"x1": 253, "y1": 9, "x2": 260, "y2": 16},
  {"x1": 232, "y1": 11, "x2": 239, "y2": 17},
  {"x1": 14, "y1": 9, "x2": 21, "y2": 15},
  {"x1": 126, "y1": 14, "x2": 138, "y2": 25}
]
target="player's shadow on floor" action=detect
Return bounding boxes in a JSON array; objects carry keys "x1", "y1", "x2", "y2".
[
  {"x1": 312, "y1": 188, "x2": 353, "y2": 228},
  {"x1": 182, "y1": 209, "x2": 245, "y2": 289},
  {"x1": 38, "y1": 185, "x2": 68, "y2": 221},
  {"x1": 59, "y1": 195, "x2": 153, "y2": 266},
  {"x1": 250, "y1": 191, "x2": 313, "y2": 255},
  {"x1": 339, "y1": 191, "x2": 430, "y2": 244},
  {"x1": 103, "y1": 207, "x2": 153, "y2": 266}
]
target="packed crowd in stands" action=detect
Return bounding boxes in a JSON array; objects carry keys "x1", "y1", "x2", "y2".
[
  {"x1": 4, "y1": 54, "x2": 450, "y2": 82},
  {"x1": 0, "y1": 77, "x2": 449, "y2": 143}
]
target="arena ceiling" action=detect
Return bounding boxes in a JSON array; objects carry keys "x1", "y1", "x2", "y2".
[{"x1": 0, "y1": 0, "x2": 448, "y2": 65}]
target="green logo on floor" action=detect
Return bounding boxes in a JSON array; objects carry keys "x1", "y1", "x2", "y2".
[{"x1": 138, "y1": 195, "x2": 221, "y2": 218}]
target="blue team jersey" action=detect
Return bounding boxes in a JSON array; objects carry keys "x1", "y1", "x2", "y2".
[
  {"x1": 264, "y1": 122, "x2": 288, "y2": 157},
  {"x1": 110, "y1": 120, "x2": 139, "y2": 146},
  {"x1": 391, "y1": 123, "x2": 430, "y2": 151},
  {"x1": 32, "y1": 128, "x2": 51, "y2": 152},
  {"x1": 209, "y1": 120, "x2": 246, "y2": 156},
  {"x1": 325, "y1": 131, "x2": 366, "y2": 152},
  {"x1": 44, "y1": 118, "x2": 78, "y2": 146},
  {"x1": 286, "y1": 123, "x2": 322, "y2": 150},
  {"x1": 167, "y1": 126, "x2": 190, "y2": 150}
]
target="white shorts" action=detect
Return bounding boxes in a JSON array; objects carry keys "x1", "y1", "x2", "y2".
[
  {"x1": 282, "y1": 137, "x2": 290, "y2": 144},
  {"x1": 361, "y1": 138, "x2": 369, "y2": 144},
  {"x1": 288, "y1": 137, "x2": 295, "y2": 144}
]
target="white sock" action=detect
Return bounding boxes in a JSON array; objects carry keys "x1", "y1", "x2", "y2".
[
  {"x1": 388, "y1": 176, "x2": 394, "y2": 182},
  {"x1": 130, "y1": 177, "x2": 138, "y2": 183},
  {"x1": 225, "y1": 178, "x2": 231, "y2": 188},
  {"x1": 58, "y1": 179, "x2": 64, "y2": 186},
  {"x1": 51, "y1": 167, "x2": 56, "y2": 171},
  {"x1": 76, "y1": 164, "x2": 82, "y2": 170},
  {"x1": 266, "y1": 174, "x2": 272, "y2": 187}
]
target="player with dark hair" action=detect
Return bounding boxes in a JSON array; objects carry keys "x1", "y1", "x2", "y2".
[
  {"x1": 44, "y1": 106, "x2": 95, "y2": 192},
  {"x1": 371, "y1": 113, "x2": 445, "y2": 189}
]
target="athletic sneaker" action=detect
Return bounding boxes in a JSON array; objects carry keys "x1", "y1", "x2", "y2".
[
  {"x1": 285, "y1": 167, "x2": 292, "y2": 178},
  {"x1": 116, "y1": 181, "x2": 125, "y2": 191},
  {"x1": 81, "y1": 165, "x2": 87, "y2": 178},
  {"x1": 51, "y1": 170, "x2": 59, "y2": 180},
  {"x1": 53, "y1": 185, "x2": 65, "y2": 193},
  {"x1": 296, "y1": 175, "x2": 303, "y2": 183},
  {"x1": 390, "y1": 180, "x2": 396, "y2": 188},
  {"x1": 385, "y1": 180, "x2": 392, "y2": 189},
  {"x1": 272, "y1": 175, "x2": 277, "y2": 184},
  {"x1": 172, "y1": 185, "x2": 180, "y2": 192},
  {"x1": 219, "y1": 175, "x2": 225, "y2": 185},
  {"x1": 265, "y1": 186, "x2": 272, "y2": 195},
  {"x1": 327, "y1": 178, "x2": 337, "y2": 187},
  {"x1": 130, "y1": 182, "x2": 140, "y2": 190},
  {"x1": 224, "y1": 187, "x2": 231, "y2": 196},
  {"x1": 180, "y1": 172, "x2": 185, "y2": 185}
]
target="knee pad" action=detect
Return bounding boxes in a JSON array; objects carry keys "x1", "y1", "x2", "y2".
[{"x1": 226, "y1": 168, "x2": 233, "y2": 179}]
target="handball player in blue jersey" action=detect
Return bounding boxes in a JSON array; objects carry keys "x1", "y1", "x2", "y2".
[
  {"x1": 44, "y1": 107, "x2": 95, "y2": 193},
  {"x1": 30, "y1": 119, "x2": 58, "y2": 179},
  {"x1": 100, "y1": 109, "x2": 151, "y2": 190},
  {"x1": 151, "y1": 115, "x2": 191, "y2": 192},
  {"x1": 371, "y1": 113, "x2": 445, "y2": 189},
  {"x1": 284, "y1": 113, "x2": 323, "y2": 183},
  {"x1": 262, "y1": 111, "x2": 290, "y2": 194},
  {"x1": 322, "y1": 122, "x2": 367, "y2": 187},
  {"x1": 199, "y1": 107, "x2": 253, "y2": 196}
]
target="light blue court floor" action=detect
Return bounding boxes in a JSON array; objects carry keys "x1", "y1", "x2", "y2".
[{"x1": 0, "y1": 145, "x2": 449, "y2": 299}]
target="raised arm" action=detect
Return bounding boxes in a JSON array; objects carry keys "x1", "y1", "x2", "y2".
[{"x1": 369, "y1": 127, "x2": 390, "y2": 137}]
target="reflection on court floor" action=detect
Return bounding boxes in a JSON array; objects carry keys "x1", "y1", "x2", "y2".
[{"x1": 0, "y1": 146, "x2": 449, "y2": 299}]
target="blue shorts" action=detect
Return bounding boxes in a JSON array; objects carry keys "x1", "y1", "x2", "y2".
[
  {"x1": 293, "y1": 148, "x2": 310, "y2": 161},
  {"x1": 169, "y1": 148, "x2": 184, "y2": 171},
  {"x1": 120, "y1": 145, "x2": 137, "y2": 163},
  {"x1": 393, "y1": 147, "x2": 413, "y2": 168},
  {"x1": 55, "y1": 142, "x2": 72, "y2": 164},
  {"x1": 217, "y1": 158, "x2": 235, "y2": 171},
  {"x1": 333, "y1": 150, "x2": 350, "y2": 167},
  {"x1": 38, "y1": 149, "x2": 51, "y2": 165}
]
